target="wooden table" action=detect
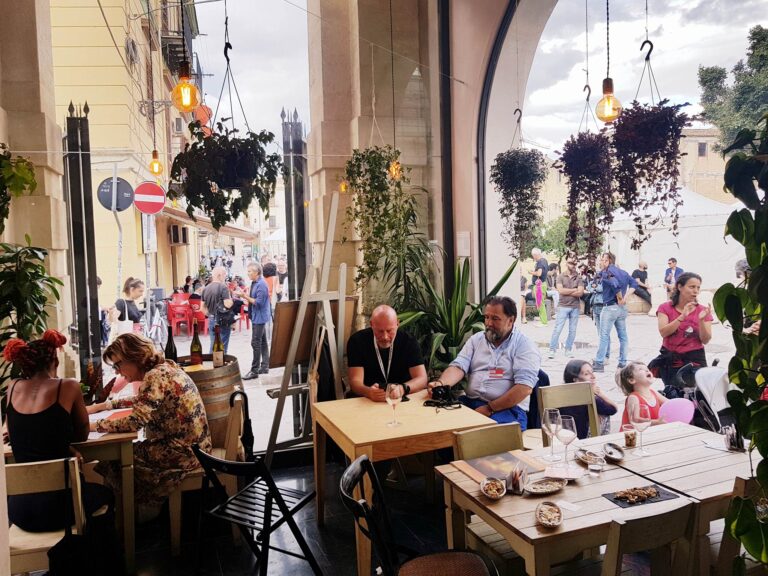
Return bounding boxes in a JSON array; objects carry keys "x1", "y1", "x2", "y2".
[
  {"x1": 5, "y1": 432, "x2": 138, "y2": 573},
  {"x1": 438, "y1": 422, "x2": 753, "y2": 576},
  {"x1": 312, "y1": 390, "x2": 494, "y2": 576}
]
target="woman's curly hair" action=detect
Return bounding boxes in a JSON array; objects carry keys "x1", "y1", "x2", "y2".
[
  {"x1": 102, "y1": 333, "x2": 164, "y2": 373},
  {"x1": 3, "y1": 330, "x2": 67, "y2": 377}
]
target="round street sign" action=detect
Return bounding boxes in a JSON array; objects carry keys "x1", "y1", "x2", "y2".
[
  {"x1": 134, "y1": 181, "x2": 167, "y2": 215},
  {"x1": 96, "y1": 177, "x2": 134, "y2": 212}
]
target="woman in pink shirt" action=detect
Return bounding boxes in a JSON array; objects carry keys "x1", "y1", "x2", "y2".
[{"x1": 654, "y1": 272, "x2": 713, "y2": 385}]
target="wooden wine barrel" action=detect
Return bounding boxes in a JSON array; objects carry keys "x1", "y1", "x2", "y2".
[{"x1": 177, "y1": 354, "x2": 242, "y2": 447}]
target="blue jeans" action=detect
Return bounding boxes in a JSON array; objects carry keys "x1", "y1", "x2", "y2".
[
  {"x1": 549, "y1": 306, "x2": 580, "y2": 352},
  {"x1": 459, "y1": 396, "x2": 528, "y2": 430},
  {"x1": 595, "y1": 304, "x2": 628, "y2": 365},
  {"x1": 209, "y1": 321, "x2": 232, "y2": 354}
]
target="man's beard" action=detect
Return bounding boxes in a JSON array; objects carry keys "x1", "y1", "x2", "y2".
[{"x1": 485, "y1": 328, "x2": 503, "y2": 344}]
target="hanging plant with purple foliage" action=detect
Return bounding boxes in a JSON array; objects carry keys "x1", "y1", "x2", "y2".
[
  {"x1": 555, "y1": 131, "x2": 614, "y2": 266},
  {"x1": 612, "y1": 99, "x2": 691, "y2": 248},
  {"x1": 489, "y1": 147, "x2": 548, "y2": 257}
]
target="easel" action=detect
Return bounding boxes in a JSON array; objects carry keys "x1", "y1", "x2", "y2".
[{"x1": 265, "y1": 192, "x2": 347, "y2": 466}]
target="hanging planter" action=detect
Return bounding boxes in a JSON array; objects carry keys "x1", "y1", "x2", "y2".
[
  {"x1": 489, "y1": 147, "x2": 548, "y2": 256},
  {"x1": 169, "y1": 121, "x2": 283, "y2": 230},
  {"x1": 0, "y1": 144, "x2": 37, "y2": 236},
  {"x1": 612, "y1": 99, "x2": 690, "y2": 248},
  {"x1": 555, "y1": 131, "x2": 614, "y2": 265}
]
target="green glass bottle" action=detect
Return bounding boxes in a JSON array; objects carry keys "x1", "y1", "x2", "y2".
[{"x1": 190, "y1": 318, "x2": 203, "y2": 365}]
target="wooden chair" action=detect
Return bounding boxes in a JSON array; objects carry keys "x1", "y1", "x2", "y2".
[
  {"x1": 538, "y1": 382, "x2": 599, "y2": 447},
  {"x1": 7, "y1": 457, "x2": 84, "y2": 574},
  {"x1": 169, "y1": 396, "x2": 243, "y2": 555},
  {"x1": 706, "y1": 476, "x2": 765, "y2": 576},
  {"x1": 551, "y1": 500, "x2": 697, "y2": 576},
  {"x1": 341, "y1": 455, "x2": 495, "y2": 576},
  {"x1": 453, "y1": 423, "x2": 526, "y2": 576}
]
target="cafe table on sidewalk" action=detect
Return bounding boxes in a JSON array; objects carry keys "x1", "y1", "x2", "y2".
[
  {"x1": 312, "y1": 389, "x2": 494, "y2": 576},
  {"x1": 437, "y1": 422, "x2": 755, "y2": 576},
  {"x1": 5, "y1": 431, "x2": 138, "y2": 574}
]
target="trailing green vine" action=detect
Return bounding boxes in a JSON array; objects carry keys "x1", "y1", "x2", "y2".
[{"x1": 0, "y1": 144, "x2": 37, "y2": 236}]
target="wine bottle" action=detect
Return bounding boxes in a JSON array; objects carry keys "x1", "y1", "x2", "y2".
[
  {"x1": 164, "y1": 324, "x2": 178, "y2": 362},
  {"x1": 190, "y1": 318, "x2": 203, "y2": 365},
  {"x1": 212, "y1": 325, "x2": 224, "y2": 368}
]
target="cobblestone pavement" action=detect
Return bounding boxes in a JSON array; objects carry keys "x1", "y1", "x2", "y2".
[{"x1": 170, "y1": 312, "x2": 736, "y2": 451}]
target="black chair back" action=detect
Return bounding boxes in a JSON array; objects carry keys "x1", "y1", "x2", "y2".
[
  {"x1": 339, "y1": 455, "x2": 400, "y2": 576},
  {"x1": 527, "y1": 369, "x2": 550, "y2": 429}
]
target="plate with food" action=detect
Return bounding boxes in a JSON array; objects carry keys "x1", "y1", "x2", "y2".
[
  {"x1": 602, "y1": 443, "x2": 625, "y2": 462},
  {"x1": 524, "y1": 478, "x2": 568, "y2": 495},
  {"x1": 480, "y1": 477, "x2": 506, "y2": 500},
  {"x1": 603, "y1": 484, "x2": 679, "y2": 508},
  {"x1": 535, "y1": 501, "x2": 562, "y2": 528},
  {"x1": 574, "y1": 448, "x2": 604, "y2": 466}
]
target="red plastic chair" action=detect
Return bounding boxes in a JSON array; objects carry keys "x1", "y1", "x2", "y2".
[
  {"x1": 238, "y1": 304, "x2": 250, "y2": 332},
  {"x1": 189, "y1": 300, "x2": 209, "y2": 335},
  {"x1": 172, "y1": 292, "x2": 191, "y2": 304},
  {"x1": 168, "y1": 302, "x2": 191, "y2": 336}
]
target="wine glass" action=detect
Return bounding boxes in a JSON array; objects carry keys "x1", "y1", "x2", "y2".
[
  {"x1": 542, "y1": 409, "x2": 562, "y2": 462},
  {"x1": 556, "y1": 415, "x2": 578, "y2": 467},
  {"x1": 630, "y1": 404, "x2": 652, "y2": 456},
  {"x1": 385, "y1": 383, "x2": 403, "y2": 427}
]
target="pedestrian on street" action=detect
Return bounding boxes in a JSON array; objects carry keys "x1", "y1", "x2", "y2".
[
  {"x1": 529, "y1": 248, "x2": 549, "y2": 325},
  {"x1": 201, "y1": 266, "x2": 234, "y2": 353},
  {"x1": 548, "y1": 258, "x2": 583, "y2": 358},
  {"x1": 237, "y1": 263, "x2": 270, "y2": 380},
  {"x1": 592, "y1": 252, "x2": 637, "y2": 372},
  {"x1": 632, "y1": 261, "x2": 652, "y2": 305},
  {"x1": 664, "y1": 257, "x2": 684, "y2": 298}
]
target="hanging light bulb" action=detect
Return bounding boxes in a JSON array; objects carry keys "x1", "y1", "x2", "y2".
[
  {"x1": 596, "y1": 0, "x2": 622, "y2": 123},
  {"x1": 339, "y1": 180, "x2": 348, "y2": 193},
  {"x1": 171, "y1": 60, "x2": 200, "y2": 113},
  {"x1": 388, "y1": 160, "x2": 402, "y2": 181},
  {"x1": 149, "y1": 149, "x2": 163, "y2": 176},
  {"x1": 596, "y1": 77, "x2": 622, "y2": 123}
]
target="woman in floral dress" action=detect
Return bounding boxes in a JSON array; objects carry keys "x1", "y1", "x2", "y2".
[{"x1": 93, "y1": 333, "x2": 212, "y2": 521}]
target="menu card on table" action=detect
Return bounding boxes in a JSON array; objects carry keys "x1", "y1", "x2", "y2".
[
  {"x1": 453, "y1": 450, "x2": 546, "y2": 483},
  {"x1": 88, "y1": 408, "x2": 133, "y2": 439}
]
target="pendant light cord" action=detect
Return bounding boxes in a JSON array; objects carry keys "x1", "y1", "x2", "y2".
[
  {"x1": 579, "y1": 0, "x2": 600, "y2": 133},
  {"x1": 389, "y1": 0, "x2": 396, "y2": 150},
  {"x1": 605, "y1": 0, "x2": 610, "y2": 78}
]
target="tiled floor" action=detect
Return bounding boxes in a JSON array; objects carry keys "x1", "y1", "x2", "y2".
[{"x1": 134, "y1": 461, "x2": 448, "y2": 576}]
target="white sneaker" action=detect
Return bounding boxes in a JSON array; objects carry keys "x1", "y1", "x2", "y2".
[
  {"x1": 548, "y1": 349, "x2": 556, "y2": 359},
  {"x1": 565, "y1": 349, "x2": 574, "y2": 358}
]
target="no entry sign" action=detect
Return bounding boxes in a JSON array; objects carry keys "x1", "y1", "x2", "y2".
[{"x1": 133, "y1": 181, "x2": 166, "y2": 215}]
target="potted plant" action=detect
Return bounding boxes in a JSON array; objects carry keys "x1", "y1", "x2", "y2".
[
  {"x1": 489, "y1": 148, "x2": 548, "y2": 256},
  {"x1": 555, "y1": 131, "x2": 614, "y2": 265},
  {"x1": 0, "y1": 236, "x2": 64, "y2": 393},
  {"x1": 712, "y1": 113, "x2": 768, "y2": 568},
  {"x1": 0, "y1": 143, "x2": 37, "y2": 236},
  {"x1": 169, "y1": 121, "x2": 283, "y2": 230},
  {"x1": 343, "y1": 145, "x2": 432, "y2": 308},
  {"x1": 612, "y1": 99, "x2": 690, "y2": 248}
]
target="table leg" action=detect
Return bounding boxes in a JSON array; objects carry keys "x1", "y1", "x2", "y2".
[
  {"x1": 313, "y1": 420, "x2": 327, "y2": 527},
  {"x1": 442, "y1": 481, "x2": 466, "y2": 550},
  {"x1": 120, "y1": 441, "x2": 135, "y2": 574},
  {"x1": 530, "y1": 548, "x2": 550, "y2": 576}
]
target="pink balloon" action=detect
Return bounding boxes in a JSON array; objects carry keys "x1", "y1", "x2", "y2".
[{"x1": 658, "y1": 398, "x2": 695, "y2": 424}]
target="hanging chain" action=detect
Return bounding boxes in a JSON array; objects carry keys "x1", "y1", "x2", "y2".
[
  {"x1": 180, "y1": 0, "x2": 187, "y2": 63},
  {"x1": 645, "y1": 0, "x2": 649, "y2": 41},
  {"x1": 585, "y1": 0, "x2": 590, "y2": 88},
  {"x1": 606, "y1": 0, "x2": 610, "y2": 77}
]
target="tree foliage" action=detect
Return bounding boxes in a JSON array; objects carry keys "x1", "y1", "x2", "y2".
[
  {"x1": 169, "y1": 121, "x2": 283, "y2": 230},
  {"x1": 0, "y1": 144, "x2": 37, "y2": 236},
  {"x1": 699, "y1": 25, "x2": 768, "y2": 150}
]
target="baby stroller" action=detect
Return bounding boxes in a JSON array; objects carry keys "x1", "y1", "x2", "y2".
[{"x1": 691, "y1": 366, "x2": 736, "y2": 433}]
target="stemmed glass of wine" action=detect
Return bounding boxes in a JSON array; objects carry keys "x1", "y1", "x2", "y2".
[
  {"x1": 556, "y1": 415, "x2": 578, "y2": 467},
  {"x1": 385, "y1": 383, "x2": 403, "y2": 427},
  {"x1": 630, "y1": 404, "x2": 652, "y2": 456},
  {"x1": 542, "y1": 409, "x2": 562, "y2": 462}
]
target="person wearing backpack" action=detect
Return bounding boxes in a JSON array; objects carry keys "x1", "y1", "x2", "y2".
[{"x1": 201, "y1": 266, "x2": 235, "y2": 353}]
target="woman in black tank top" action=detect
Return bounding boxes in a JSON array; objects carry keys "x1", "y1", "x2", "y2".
[{"x1": 3, "y1": 330, "x2": 115, "y2": 532}]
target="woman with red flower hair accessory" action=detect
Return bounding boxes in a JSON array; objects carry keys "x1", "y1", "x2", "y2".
[{"x1": 3, "y1": 330, "x2": 115, "y2": 533}]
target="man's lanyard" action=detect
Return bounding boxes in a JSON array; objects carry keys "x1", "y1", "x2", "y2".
[
  {"x1": 374, "y1": 334, "x2": 394, "y2": 385},
  {"x1": 485, "y1": 331, "x2": 512, "y2": 378}
]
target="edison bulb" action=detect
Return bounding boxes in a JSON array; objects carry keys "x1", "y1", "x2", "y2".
[
  {"x1": 171, "y1": 61, "x2": 200, "y2": 113},
  {"x1": 149, "y1": 149, "x2": 163, "y2": 176},
  {"x1": 596, "y1": 77, "x2": 622, "y2": 123}
]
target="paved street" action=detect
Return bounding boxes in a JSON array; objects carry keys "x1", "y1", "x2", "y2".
[{"x1": 170, "y1": 311, "x2": 736, "y2": 452}]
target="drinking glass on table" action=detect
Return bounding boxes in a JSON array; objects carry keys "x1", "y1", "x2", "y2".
[
  {"x1": 542, "y1": 409, "x2": 562, "y2": 462},
  {"x1": 556, "y1": 415, "x2": 578, "y2": 466},
  {"x1": 630, "y1": 404, "x2": 652, "y2": 456},
  {"x1": 385, "y1": 383, "x2": 403, "y2": 427}
]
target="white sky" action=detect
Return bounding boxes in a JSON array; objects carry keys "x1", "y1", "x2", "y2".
[{"x1": 192, "y1": 0, "x2": 767, "y2": 155}]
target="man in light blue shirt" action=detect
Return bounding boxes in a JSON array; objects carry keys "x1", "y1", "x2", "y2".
[{"x1": 428, "y1": 296, "x2": 541, "y2": 430}]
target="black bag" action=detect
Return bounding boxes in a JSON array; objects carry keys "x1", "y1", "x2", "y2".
[
  {"x1": 47, "y1": 462, "x2": 96, "y2": 576},
  {"x1": 217, "y1": 306, "x2": 238, "y2": 327}
]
